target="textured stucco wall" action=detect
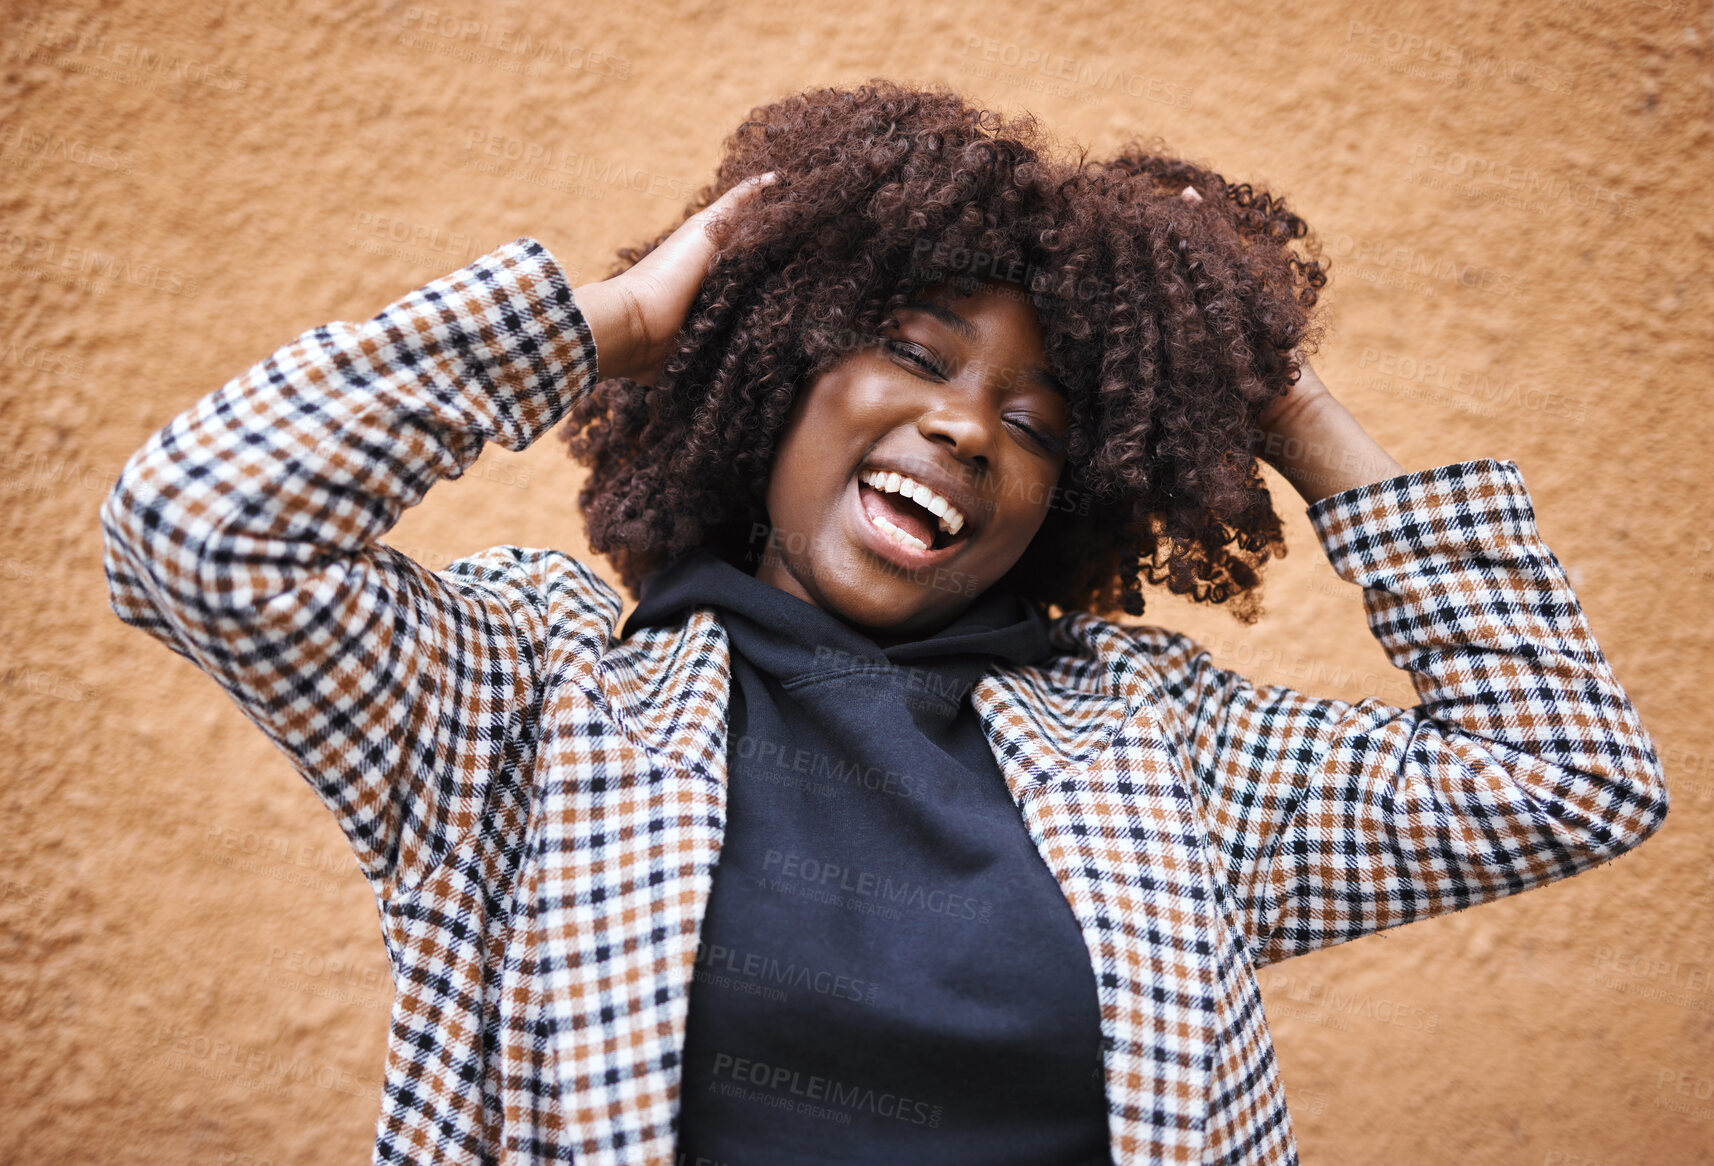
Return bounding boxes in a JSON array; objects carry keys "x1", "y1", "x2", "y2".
[{"x1": 2, "y1": 0, "x2": 1711, "y2": 1162}]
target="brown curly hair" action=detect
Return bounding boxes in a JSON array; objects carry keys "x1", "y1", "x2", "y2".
[{"x1": 556, "y1": 78, "x2": 1329, "y2": 624}]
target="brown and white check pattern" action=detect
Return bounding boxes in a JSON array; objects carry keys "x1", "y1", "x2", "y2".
[{"x1": 101, "y1": 238, "x2": 1670, "y2": 1165}]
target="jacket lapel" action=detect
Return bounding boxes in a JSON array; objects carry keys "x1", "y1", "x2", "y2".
[
  {"x1": 972, "y1": 611, "x2": 1218, "y2": 1164},
  {"x1": 533, "y1": 605, "x2": 732, "y2": 1166}
]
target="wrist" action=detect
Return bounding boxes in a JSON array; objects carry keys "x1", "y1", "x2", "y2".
[
  {"x1": 571, "y1": 279, "x2": 644, "y2": 383},
  {"x1": 1250, "y1": 392, "x2": 1407, "y2": 506}
]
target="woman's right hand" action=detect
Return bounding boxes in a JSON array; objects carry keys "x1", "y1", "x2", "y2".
[{"x1": 572, "y1": 171, "x2": 777, "y2": 386}]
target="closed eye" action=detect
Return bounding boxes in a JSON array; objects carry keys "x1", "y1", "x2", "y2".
[
  {"x1": 884, "y1": 334, "x2": 1062, "y2": 455},
  {"x1": 1009, "y1": 417, "x2": 1062, "y2": 454},
  {"x1": 883, "y1": 338, "x2": 945, "y2": 378}
]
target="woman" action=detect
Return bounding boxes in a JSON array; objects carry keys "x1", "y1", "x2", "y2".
[{"x1": 100, "y1": 81, "x2": 1668, "y2": 1165}]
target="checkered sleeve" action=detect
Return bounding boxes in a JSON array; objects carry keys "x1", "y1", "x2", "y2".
[
  {"x1": 98, "y1": 237, "x2": 600, "y2": 902},
  {"x1": 1149, "y1": 458, "x2": 1669, "y2": 968}
]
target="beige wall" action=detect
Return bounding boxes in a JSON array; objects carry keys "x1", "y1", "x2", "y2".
[{"x1": 3, "y1": 0, "x2": 1710, "y2": 1161}]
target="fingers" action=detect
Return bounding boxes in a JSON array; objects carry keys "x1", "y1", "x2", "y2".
[
  {"x1": 698, "y1": 170, "x2": 778, "y2": 239},
  {"x1": 644, "y1": 171, "x2": 777, "y2": 276},
  {"x1": 638, "y1": 173, "x2": 773, "y2": 278},
  {"x1": 599, "y1": 171, "x2": 780, "y2": 384},
  {"x1": 726, "y1": 169, "x2": 779, "y2": 202}
]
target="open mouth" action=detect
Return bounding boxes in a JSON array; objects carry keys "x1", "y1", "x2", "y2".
[{"x1": 855, "y1": 470, "x2": 972, "y2": 558}]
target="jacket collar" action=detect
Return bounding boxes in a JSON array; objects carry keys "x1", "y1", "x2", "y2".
[{"x1": 532, "y1": 596, "x2": 1218, "y2": 1164}]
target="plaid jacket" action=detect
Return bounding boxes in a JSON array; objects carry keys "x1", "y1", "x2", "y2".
[{"x1": 100, "y1": 238, "x2": 1670, "y2": 1165}]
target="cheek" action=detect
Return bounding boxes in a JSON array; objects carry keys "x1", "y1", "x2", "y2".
[
  {"x1": 769, "y1": 380, "x2": 878, "y2": 507},
  {"x1": 764, "y1": 419, "x2": 851, "y2": 530},
  {"x1": 999, "y1": 468, "x2": 1064, "y2": 535}
]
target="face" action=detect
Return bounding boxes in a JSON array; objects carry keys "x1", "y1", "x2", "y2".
[{"x1": 753, "y1": 279, "x2": 1070, "y2": 645}]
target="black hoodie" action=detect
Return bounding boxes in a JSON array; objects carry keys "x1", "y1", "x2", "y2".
[{"x1": 623, "y1": 545, "x2": 1113, "y2": 1166}]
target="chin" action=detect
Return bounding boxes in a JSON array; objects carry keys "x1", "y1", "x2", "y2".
[{"x1": 838, "y1": 573, "x2": 980, "y2": 641}]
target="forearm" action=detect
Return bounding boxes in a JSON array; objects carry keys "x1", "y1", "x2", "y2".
[
  {"x1": 1164, "y1": 457, "x2": 1670, "y2": 964},
  {"x1": 102, "y1": 237, "x2": 594, "y2": 605}
]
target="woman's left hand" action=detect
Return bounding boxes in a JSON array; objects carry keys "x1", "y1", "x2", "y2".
[
  {"x1": 1249, "y1": 351, "x2": 1408, "y2": 505},
  {"x1": 1255, "y1": 350, "x2": 1332, "y2": 431}
]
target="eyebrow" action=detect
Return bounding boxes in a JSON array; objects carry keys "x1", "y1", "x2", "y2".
[{"x1": 896, "y1": 299, "x2": 1068, "y2": 398}]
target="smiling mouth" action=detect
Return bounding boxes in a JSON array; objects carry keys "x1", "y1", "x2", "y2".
[{"x1": 856, "y1": 477, "x2": 971, "y2": 555}]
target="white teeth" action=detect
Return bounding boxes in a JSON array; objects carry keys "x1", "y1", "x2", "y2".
[
  {"x1": 859, "y1": 470, "x2": 966, "y2": 536},
  {"x1": 870, "y1": 512, "x2": 930, "y2": 552}
]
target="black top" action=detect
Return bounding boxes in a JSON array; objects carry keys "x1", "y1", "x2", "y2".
[{"x1": 623, "y1": 546, "x2": 1113, "y2": 1166}]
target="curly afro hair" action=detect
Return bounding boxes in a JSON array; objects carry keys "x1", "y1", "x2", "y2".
[{"x1": 556, "y1": 78, "x2": 1329, "y2": 624}]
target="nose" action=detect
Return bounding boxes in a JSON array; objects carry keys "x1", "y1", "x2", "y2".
[{"x1": 916, "y1": 387, "x2": 996, "y2": 473}]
